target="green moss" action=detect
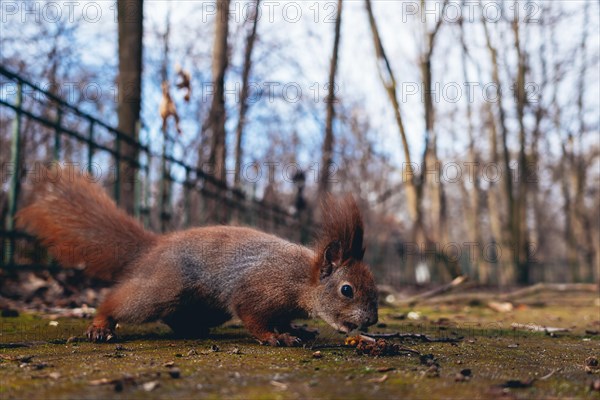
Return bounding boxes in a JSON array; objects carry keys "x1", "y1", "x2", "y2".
[{"x1": 1, "y1": 292, "x2": 599, "y2": 399}]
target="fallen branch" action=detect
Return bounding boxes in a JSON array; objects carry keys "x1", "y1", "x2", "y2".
[
  {"x1": 0, "y1": 341, "x2": 53, "y2": 349},
  {"x1": 397, "y1": 275, "x2": 469, "y2": 306},
  {"x1": 501, "y1": 283, "x2": 598, "y2": 300},
  {"x1": 511, "y1": 323, "x2": 570, "y2": 333},
  {"x1": 420, "y1": 283, "x2": 599, "y2": 305}
]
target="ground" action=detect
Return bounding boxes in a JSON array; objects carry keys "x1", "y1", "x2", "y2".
[{"x1": 1, "y1": 290, "x2": 599, "y2": 399}]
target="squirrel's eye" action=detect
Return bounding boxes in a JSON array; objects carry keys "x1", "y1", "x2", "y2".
[{"x1": 341, "y1": 284, "x2": 354, "y2": 298}]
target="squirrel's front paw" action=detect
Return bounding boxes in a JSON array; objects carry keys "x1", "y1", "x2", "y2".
[
  {"x1": 289, "y1": 324, "x2": 319, "y2": 341},
  {"x1": 86, "y1": 324, "x2": 115, "y2": 342},
  {"x1": 261, "y1": 333, "x2": 302, "y2": 347}
]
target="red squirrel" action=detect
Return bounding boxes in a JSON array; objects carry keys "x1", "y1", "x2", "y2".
[{"x1": 16, "y1": 167, "x2": 378, "y2": 346}]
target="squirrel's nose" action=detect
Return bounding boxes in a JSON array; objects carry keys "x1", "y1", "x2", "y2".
[{"x1": 362, "y1": 315, "x2": 378, "y2": 329}]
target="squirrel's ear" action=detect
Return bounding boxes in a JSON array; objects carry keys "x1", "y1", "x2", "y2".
[
  {"x1": 321, "y1": 240, "x2": 342, "y2": 279},
  {"x1": 350, "y1": 224, "x2": 365, "y2": 261}
]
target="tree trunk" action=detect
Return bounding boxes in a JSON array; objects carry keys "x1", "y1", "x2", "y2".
[
  {"x1": 482, "y1": 17, "x2": 517, "y2": 286},
  {"x1": 159, "y1": 11, "x2": 171, "y2": 232},
  {"x1": 574, "y1": 2, "x2": 593, "y2": 282},
  {"x1": 420, "y1": 0, "x2": 455, "y2": 280},
  {"x1": 459, "y1": 19, "x2": 485, "y2": 282},
  {"x1": 234, "y1": 0, "x2": 260, "y2": 189},
  {"x1": 528, "y1": 16, "x2": 549, "y2": 283},
  {"x1": 117, "y1": 0, "x2": 143, "y2": 215},
  {"x1": 205, "y1": 0, "x2": 230, "y2": 183},
  {"x1": 318, "y1": 0, "x2": 343, "y2": 198},
  {"x1": 420, "y1": 0, "x2": 448, "y2": 252},
  {"x1": 484, "y1": 101, "x2": 504, "y2": 284},
  {"x1": 512, "y1": 17, "x2": 530, "y2": 284},
  {"x1": 364, "y1": 0, "x2": 419, "y2": 232}
]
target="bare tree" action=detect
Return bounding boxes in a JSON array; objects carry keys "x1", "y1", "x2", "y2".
[
  {"x1": 458, "y1": 10, "x2": 485, "y2": 282},
  {"x1": 365, "y1": 0, "x2": 461, "y2": 280},
  {"x1": 117, "y1": 0, "x2": 144, "y2": 214},
  {"x1": 511, "y1": 13, "x2": 531, "y2": 284},
  {"x1": 2, "y1": 0, "x2": 598, "y2": 287},
  {"x1": 419, "y1": 0, "x2": 449, "y2": 263},
  {"x1": 481, "y1": 13, "x2": 519, "y2": 285},
  {"x1": 557, "y1": 2, "x2": 596, "y2": 282},
  {"x1": 364, "y1": 0, "x2": 420, "y2": 239},
  {"x1": 318, "y1": 0, "x2": 343, "y2": 198},
  {"x1": 204, "y1": 0, "x2": 230, "y2": 182},
  {"x1": 234, "y1": 0, "x2": 261, "y2": 189}
]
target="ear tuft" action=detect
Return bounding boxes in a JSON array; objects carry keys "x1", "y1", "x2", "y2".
[
  {"x1": 324, "y1": 240, "x2": 342, "y2": 266},
  {"x1": 312, "y1": 195, "x2": 366, "y2": 281}
]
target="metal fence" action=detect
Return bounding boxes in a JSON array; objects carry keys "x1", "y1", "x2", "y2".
[
  {"x1": 1, "y1": 67, "x2": 588, "y2": 288},
  {"x1": 0, "y1": 66, "x2": 311, "y2": 270}
]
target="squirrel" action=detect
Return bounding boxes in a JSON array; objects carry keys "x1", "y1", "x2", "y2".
[{"x1": 16, "y1": 167, "x2": 378, "y2": 346}]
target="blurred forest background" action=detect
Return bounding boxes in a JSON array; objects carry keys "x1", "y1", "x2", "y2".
[{"x1": 1, "y1": 0, "x2": 599, "y2": 294}]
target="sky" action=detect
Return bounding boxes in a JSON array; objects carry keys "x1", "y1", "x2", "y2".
[{"x1": 138, "y1": 0, "x2": 599, "y2": 161}]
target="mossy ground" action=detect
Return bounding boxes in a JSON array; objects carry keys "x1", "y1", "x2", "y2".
[{"x1": 1, "y1": 290, "x2": 598, "y2": 399}]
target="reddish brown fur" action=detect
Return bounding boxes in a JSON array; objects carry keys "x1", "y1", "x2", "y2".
[
  {"x1": 16, "y1": 168, "x2": 378, "y2": 345},
  {"x1": 16, "y1": 166, "x2": 157, "y2": 281}
]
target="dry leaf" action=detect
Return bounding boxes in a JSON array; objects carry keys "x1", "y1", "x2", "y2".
[
  {"x1": 48, "y1": 372, "x2": 61, "y2": 380},
  {"x1": 368, "y1": 374, "x2": 388, "y2": 383},
  {"x1": 142, "y1": 381, "x2": 160, "y2": 392},
  {"x1": 270, "y1": 380, "x2": 288, "y2": 390},
  {"x1": 488, "y1": 301, "x2": 514, "y2": 313},
  {"x1": 89, "y1": 378, "x2": 111, "y2": 386},
  {"x1": 159, "y1": 81, "x2": 182, "y2": 134}
]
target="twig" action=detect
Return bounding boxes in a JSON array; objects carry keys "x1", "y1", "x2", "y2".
[
  {"x1": 362, "y1": 332, "x2": 463, "y2": 343},
  {"x1": 394, "y1": 345, "x2": 421, "y2": 355},
  {"x1": 539, "y1": 368, "x2": 561, "y2": 381},
  {"x1": 310, "y1": 344, "x2": 351, "y2": 350}
]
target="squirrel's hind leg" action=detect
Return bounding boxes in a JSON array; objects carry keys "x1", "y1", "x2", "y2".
[
  {"x1": 86, "y1": 278, "x2": 175, "y2": 342},
  {"x1": 86, "y1": 293, "x2": 122, "y2": 342},
  {"x1": 86, "y1": 315, "x2": 116, "y2": 342}
]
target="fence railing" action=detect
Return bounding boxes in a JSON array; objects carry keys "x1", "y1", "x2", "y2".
[
  {"x1": 1, "y1": 67, "x2": 589, "y2": 287},
  {"x1": 0, "y1": 66, "x2": 311, "y2": 270}
]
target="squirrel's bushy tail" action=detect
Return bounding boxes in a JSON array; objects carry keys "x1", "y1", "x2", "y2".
[{"x1": 16, "y1": 166, "x2": 157, "y2": 281}]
